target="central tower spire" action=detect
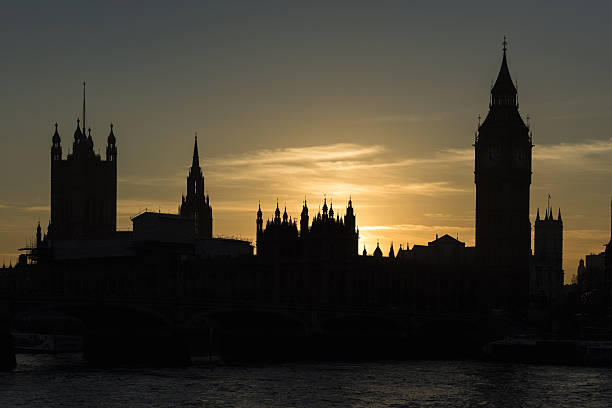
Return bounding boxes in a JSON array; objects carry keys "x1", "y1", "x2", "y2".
[{"x1": 192, "y1": 133, "x2": 199, "y2": 168}]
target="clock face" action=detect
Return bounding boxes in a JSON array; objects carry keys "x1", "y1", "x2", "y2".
[
  {"x1": 488, "y1": 144, "x2": 500, "y2": 164},
  {"x1": 514, "y1": 146, "x2": 528, "y2": 167}
]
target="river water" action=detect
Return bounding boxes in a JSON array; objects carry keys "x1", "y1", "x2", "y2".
[{"x1": 2, "y1": 354, "x2": 612, "y2": 407}]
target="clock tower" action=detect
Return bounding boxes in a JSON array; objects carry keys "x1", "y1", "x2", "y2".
[{"x1": 474, "y1": 39, "x2": 533, "y2": 312}]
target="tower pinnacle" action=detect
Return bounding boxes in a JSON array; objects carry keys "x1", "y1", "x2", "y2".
[
  {"x1": 192, "y1": 133, "x2": 199, "y2": 168},
  {"x1": 491, "y1": 38, "x2": 517, "y2": 108}
]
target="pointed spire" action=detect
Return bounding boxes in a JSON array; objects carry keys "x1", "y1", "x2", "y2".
[
  {"x1": 52, "y1": 122, "x2": 61, "y2": 143},
  {"x1": 373, "y1": 241, "x2": 382, "y2": 258},
  {"x1": 274, "y1": 198, "x2": 281, "y2": 222},
  {"x1": 536, "y1": 208, "x2": 540, "y2": 221},
  {"x1": 558, "y1": 208, "x2": 562, "y2": 222},
  {"x1": 322, "y1": 196, "x2": 328, "y2": 216},
  {"x1": 74, "y1": 118, "x2": 83, "y2": 139},
  {"x1": 192, "y1": 133, "x2": 200, "y2": 168},
  {"x1": 107, "y1": 123, "x2": 116, "y2": 144},
  {"x1": 491, "y1": 37, "x2": 517, "y2": 107}
]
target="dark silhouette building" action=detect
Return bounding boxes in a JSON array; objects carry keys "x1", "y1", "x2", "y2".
[
  {"x1": 257, "y1": 201, "x2": 299, "y2": 260},
  {"x1": 49, "y1": 86, "x2": 117, "y2": 241},
  {"x1": 256, "y1": 198, "x2": 358, "y2": 261},
  {"x1": 179, "y1": 136, "x2": 212, "y2": 238},
  {"x1": 474, "y1": 40, "x2": 533, "y2": 312},
  {"x1": 532, "y1": 205, "x2": 564, "y2": 306},
  {"x1": 606, "y1": 199, "x2": 612, "y2": 312},
  {"x1": 573, "y1": 201, "x2": 612, "y2": 314}
]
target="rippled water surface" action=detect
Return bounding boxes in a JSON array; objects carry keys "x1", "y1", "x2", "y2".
[{"x1": 2, "y1": 354, "x2": 612, "y2": 407}]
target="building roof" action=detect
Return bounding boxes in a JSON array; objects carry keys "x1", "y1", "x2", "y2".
[{"x1": 428, "y1": 234, "x2": 465, "y2": 247}]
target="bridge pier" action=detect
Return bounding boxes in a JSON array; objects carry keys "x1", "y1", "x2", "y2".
[{"x1": 0, "y1": 304, "x2": 16, "y2": 371}]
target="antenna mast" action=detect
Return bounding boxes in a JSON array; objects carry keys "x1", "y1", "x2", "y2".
[{"x1": 82, "y1": 82, "x2": 86, "y2": 133}]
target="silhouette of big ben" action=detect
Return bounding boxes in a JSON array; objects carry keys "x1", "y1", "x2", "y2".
[{"x1": 474, "y1": 39, "x2": 533, "y2": 312}]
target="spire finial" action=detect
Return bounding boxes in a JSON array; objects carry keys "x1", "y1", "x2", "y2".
[
  {"x1": 55, "y1": 123, "x2": 58, "y2": 130},
  {"x1": 503, "y1": 36, "x2": 507, "y2": 53}
]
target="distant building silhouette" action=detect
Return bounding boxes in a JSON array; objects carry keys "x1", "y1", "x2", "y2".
[
  {"x1": 179, "y1": 136, "x2": 212, "y2": 238},
  {"x1": 411, "y1": 234, "x2": 474, "y2": 267},
  {"x1": 49, "y1": 84, "x2": 117, "y2": 241},
  {"x1": 532, "y1": 205, "x2": 564, "y2": 306},
  {"x1": 474, "y1": 40, "x2": 533, "y2": 312},
  {"x1": 257, "y1": 201, "x2": 299, "y2": 260},
  {"x1": 606, "y1": 198, "x2": 612, "y2": 312},
  {"x1": 256, "y1": 197, "x2": 358, "y2": 261},
  {"x1": 573, "y1": 200, "x2": 611, "y2": 314}
]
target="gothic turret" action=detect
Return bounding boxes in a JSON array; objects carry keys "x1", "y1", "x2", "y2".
[
  {"x1": 300, "y1": 199, "x2": 309, "y2": 236},
  {"x1": 373, "y1": 242, "x2": 382, "y2": 258},
  {"x1": 345, "y1": 197, "x2": 355, "y2": 232},
  {"x1": 256, "y1": 202, "x2": 263, "y2": 254},
  {"x1": 36, "y1": 222, "x2": 42, "y2": 247},
  {"x1": 179, "y1": 134, "x2": 213, "y2": 238},
  {"x1": 51, "y1": 123, "x2": 62, "y2": 161},
  {"x1": 322, "y1": 197, "x2": 328, "y2": 219},
  {"x1": 106, "y1": 124, "x2": 117, "y2": 162}
]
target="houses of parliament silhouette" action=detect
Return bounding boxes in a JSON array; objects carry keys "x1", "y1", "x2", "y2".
[
  {"x1": 2, "y1": 40, "x2": 611, "y2": 365},
  {"x1": 10, "y1": 43, "x2": 572, "y2": 311}
]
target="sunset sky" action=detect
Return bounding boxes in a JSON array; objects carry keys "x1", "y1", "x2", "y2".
[{"x1": 1, "y1": 2, "x2": 611, "y2": 282}]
